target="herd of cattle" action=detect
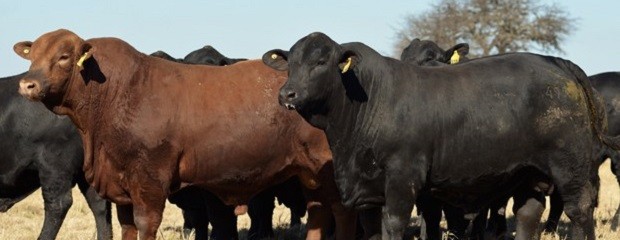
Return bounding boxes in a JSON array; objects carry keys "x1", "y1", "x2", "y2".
[{"x1": 1, "y1": 28, "x2": 619, "y2": 240}]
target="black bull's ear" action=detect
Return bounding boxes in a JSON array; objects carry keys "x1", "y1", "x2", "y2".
[
  {"x1": 262, "y1": 49, "x2": 289, "y2": 71},
  {"x1": 445, "y1": 43, "x2": 469, "y2": 64},
  {"x1": 338, "y1": 50, "x2": 359, "y2": 74}
]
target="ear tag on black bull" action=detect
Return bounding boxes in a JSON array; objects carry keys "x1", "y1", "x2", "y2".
[
  {"x1": 271, "y1": 53, "x2": 278, "y2": 59},
  {"x1": 450, "y1": 51, "x2": 460, "y2": 64},
  {"x1": 341, "y1": 57, "x2": 352, "y2": 73}
]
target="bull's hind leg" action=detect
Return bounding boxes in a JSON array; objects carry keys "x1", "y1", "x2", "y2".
[
  {"x1": 486, "y1": 199, "x2": 509, "y2": 239},
  {"x1": 247, "y1": 190, "x2": 275, "y2": 239},
  {"x1": 612, "y1": 192, "x2": 620, "y2": 231},
  {"x1": 202, "y1": 191, "x2": 238, "y2": 240},
  {"x1": 416, "y1": 194, "x2": 442, "y2": 240},
  {"x1": 543, "y1": 190, "x2": 564, "y2": 233},
  {"x1": 554, "y1": 175, "x2": 597, "y2": 239},
  {"x1": 304, "y1": 199, "x2": 333, "y2": 240},
  {"x1": 512, "y1": 188, "x2": 545, "y2": 240},
  {"x1": 359, "y1": 207, "x2": 382, "y2": 239},
  {"x1": 609, "y1": 151, "x2": 620, "y2": 230},
  {"x1": 443, "y1": 202, "x2": 469, "y2": 239}
]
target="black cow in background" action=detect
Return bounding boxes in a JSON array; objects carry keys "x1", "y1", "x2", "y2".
[
  {"x1": 150, "y1": 50, "x2": 183, "y2": 62},
  {"x1": 264, "y1": 32, "x2": 619, "y2": 239},
  {"x1": 0, "y1": 73, "x2": 112, "y2": 240},
  {"x1": 183, "y1": 45, "x2": 247, "y2": 65},
  {"x1": 401, "y1": 39, "x2": 620, "y2": 237},
  {"x1": 585, "y1": 72, "x2": 620, "y2": 230},
  {"x1": 401, "y1": 39, "x2": 509, "y2": 239},
  {"x1": 537, "y1": 72, "x2": 620, "y2": 233},
  {"x1": 150, "y1": 47, "x2": 307, "y2": 240},
  {"x1": 400, "y1": 38, "x2": 469, "y2": 66},
  {"x1": 151, "y1": 45, "x2": 247, "y2": 65},
  {"x1": 400, "y1": 39, "x2": 488, "y2": 239}
]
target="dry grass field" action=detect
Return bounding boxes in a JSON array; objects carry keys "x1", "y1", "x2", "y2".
[{"x1": 1, "y1": 160, "x2": 619, "y2": 239}]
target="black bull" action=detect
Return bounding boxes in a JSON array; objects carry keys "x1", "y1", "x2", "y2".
[
  {"x1": 590, "y1": 71, "x2": 620, "y2": 230},
  {"x1": 400, "y1": 38, "x2": 620, "y2": 236},
  {"x1": 264, "y1": 32, "x2": 620, "y2": 239},
  {"x1": 0, "y1": 73, "x2": 112, "y2": 240}
]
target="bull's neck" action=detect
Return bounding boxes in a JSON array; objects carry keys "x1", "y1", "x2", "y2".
[
  {"x1": 53, "y1": 46, "x2": 144, "y2": 135},
  {"x1": 319, "y1": 61, "x2": 391, "y2": 151},
  {"x1": 50, "y1": 68, "x2": 94, "y2": 132}
]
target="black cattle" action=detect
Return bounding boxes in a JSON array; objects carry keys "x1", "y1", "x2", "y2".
[
  {"x1": 264, "y1": 32, "x2": 620, "y2": 239},
  {"x1": 583, "y1": 72, "x2": 620, "y2": 231},
  {"x1": 183, "y1": 45, "x2": 247, "y2": 65},
  {"x1": 400, "y1": 39, "x2": 509, "y2": 239},
  {"x1": 0, "y1": 73, "x2": 111, "y2": 240},
  {"x1": 150, "y1": 47, "x2": 307, "y2": 240},
  {"x1": 400, "y1": 38, "x2": 469, "y2": 66},
  {"x1": 402, "y1": 39, "x2": 620, "y2": 237},
  {"x1": 150, "y1": 46, "x2": 247, "y2": 66},
  {"x1": 150, "y1": 50, "x2": 183, "y2": 62},
  {"x1": 400, "y1": 39, "x2": 490, "y2": 239}
]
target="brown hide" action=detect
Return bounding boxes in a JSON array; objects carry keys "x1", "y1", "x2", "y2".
[
  {"x1": 83, "y1": 42, "x2": 331, "y2": 206},
  {"x1": 16, "y1": 29, "x2": 359, "y2": 240},
  {"x1": 16, "y1": 30, "x2": 333, "y2": 206}
]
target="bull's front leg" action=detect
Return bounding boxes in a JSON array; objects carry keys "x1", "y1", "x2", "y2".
[
  {"x1": 117, "y1": 204, "x2": 137, "y2": 240},
  {"x1": 131, "y1": 190, "x2": 167, "y2": 240},
  {"x1": 119, "y1": 175, "x2": 168, "y2": 240},
  {"x1": 382, "y1": 155, "x2": 423, "y2": 240},
  {"x1": 38, "y1": 170, "x2": 75, "y2": 240}
]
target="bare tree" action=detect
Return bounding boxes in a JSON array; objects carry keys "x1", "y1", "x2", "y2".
[{"x1": 394, "y1": 0, "x2": 576, "y2": 57}]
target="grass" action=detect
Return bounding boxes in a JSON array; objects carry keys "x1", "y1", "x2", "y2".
[{"x1": 1, "y1": 160, "x2": 618, "y2": 239}]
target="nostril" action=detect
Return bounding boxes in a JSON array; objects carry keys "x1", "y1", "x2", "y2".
[
  {"x1": 26, "y1": 83, "x2": 36, "y2": 89},
  {"x1": 286, "y1": 91, "x2": 297, "y2": 100}
]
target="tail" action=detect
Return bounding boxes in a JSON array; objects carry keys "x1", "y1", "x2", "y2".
[{"x1": 552, "y1": 57, "x2": 620, "y2": 150}]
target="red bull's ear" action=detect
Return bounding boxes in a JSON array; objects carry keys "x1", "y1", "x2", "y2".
[
  {"x1": 262, "y1": 49, "x2": 289, "y2": 71},
  {"x1": 76, "y1": 42, "x2": 93, "y2": 68},
  {"x1": 13, "y1": 41, "x2": 33, "y2": 60}
]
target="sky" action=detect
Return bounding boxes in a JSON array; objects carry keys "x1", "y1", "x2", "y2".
[{"x1": 0, "y1": 1, "x2": 618, "y2": 77}]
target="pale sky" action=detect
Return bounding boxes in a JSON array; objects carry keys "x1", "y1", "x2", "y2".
[{"x1": 1, "y1": 1, "x2": 618, "y2": 76}]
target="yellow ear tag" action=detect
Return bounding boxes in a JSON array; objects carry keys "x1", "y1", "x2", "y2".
[
  {"x1": 341, "y1": 57, "x2": 352, "y2": 73},
  {"x1": 450, "y1": 50, "x2": 460, "y2": 64},
  {"x1": 23, "y1": 49, "x2": 30, "y2": 54},
  {"x1": 76, "y1": 52, "x2": 90, "y2": 67},
  {"x1": 271, "y1": 53, "x2": 278, "y2": 59}
]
